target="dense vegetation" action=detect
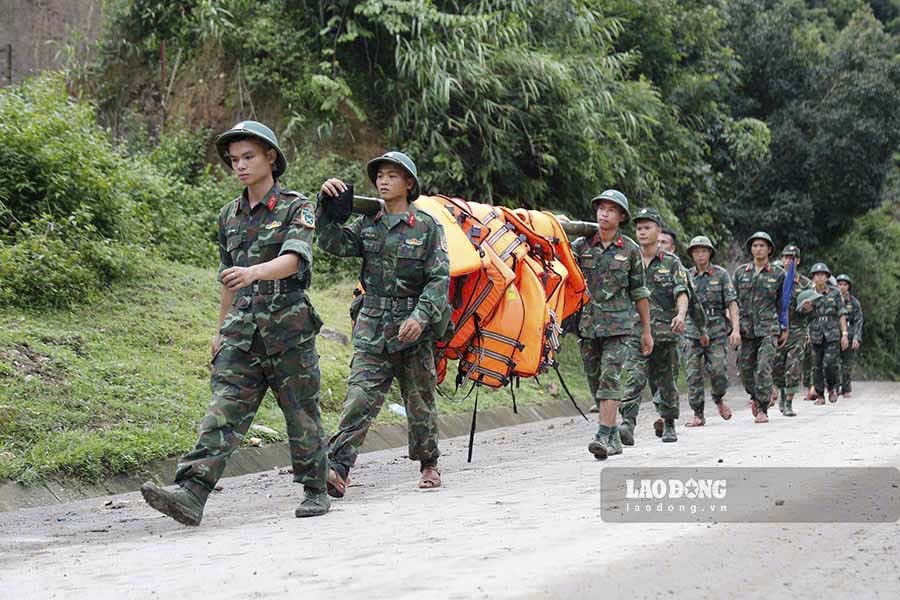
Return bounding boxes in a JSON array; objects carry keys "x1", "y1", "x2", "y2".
[{"x1": 0, "y1": 0, "x2": 898, "y2": 482}]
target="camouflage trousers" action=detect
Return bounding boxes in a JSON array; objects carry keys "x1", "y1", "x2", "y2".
[
  {"x1": 773, "y1": 331, "x2": 806, "y2": 395},
  {"x1": 620, "y1": 339, "x2": 680, "y2": 425},
  {"x1": 579, "y1": 335, "x2": 630, "y2": 403},
  {"x1": 175, "y1": 333, "x2": 327, "y2": 492},
  {"x1": 328, "y1": 341, "x2": 440, "y2": 471},
  {"x1": 812, "y1": 340, "x2": 841, "y2": 395},
  {"x1": 738, "y1": 335, "x2": 777, "y2": 411},
  {"x1": 801, "y1": 340, "x2": 813, "y2": 389},
  {"x1": 839, "y1": 347, "x2": 855, "y2": 394},
  {"x1": 685, "y1": 336, "x2": 729, "y2": 414}
]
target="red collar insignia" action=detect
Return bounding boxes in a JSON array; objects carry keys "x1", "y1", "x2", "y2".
[
  {"x1": 407, "y1": 212, "x2": 416, "y2": 227},
  {"x1": 615, "y1": 236, "x2": 624, "y2": 248},
  {"x1": 266, "y1": 194, "x2": 278, "y2": 211}
]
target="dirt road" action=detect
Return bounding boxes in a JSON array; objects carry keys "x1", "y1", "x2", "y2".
[{"x1": 1, "y1": 382, "x2": 898, "y2": 599}]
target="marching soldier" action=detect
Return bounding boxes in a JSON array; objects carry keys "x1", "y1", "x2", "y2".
[
  {"x1": 684, "y1": 235, "x2": 740, "y2": 426},
  {"x1": 836, "y1": 274, "x2": 863, "y2": 398},
  {"x1": 141, "y1": 121, "x2": 330, "y2": 524},
  {"x1": 619, "y1": 208, "x2": 705, "y2": 444},
  {"x1": 733, "y1": 232, "x2": 788, "y2": 423},
  {"x1": 806, "y1": 263, "x2": 850, "y2": 404},
  {"x1": 317, "y1": 152, "x2": 450, "y2": 495},
  {"x1": 771, "y1": 245, "x2": 812, "y2": 417},
  {"x1": 574, "y1": 190, "x2": 652, "y2": 459}
]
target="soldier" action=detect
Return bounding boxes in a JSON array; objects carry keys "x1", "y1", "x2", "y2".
[
  {"x1": 574, "y1": 190, "x2": 652, "y2": 460},
  {"x1": 141, "y1": 121, "x2": 330, "y2": 524},
  {"x1": 806, "y1": 263, "x2": 850, "y2": 404},
  {"x1": 317, "y1": 152, "x2": 450, "y2": 495},
  {"x1": 619, "y1": 208, "x2": 705, "y2": 444},
  {"x1": 771, "y1": 245, "x2": 812, "y2": 417},
  {"x1": 658, "y1": 228, "x2": 678, "y2": 254},
  {"x1": 836, "y1": 274, "x2": 863, "y2": 398},
  {"x1": 683, "y1": 236, "x2": 740, "y2": 426},
  {"x1": 733, "y1": 232, "x2": 788, "y2": 423}
]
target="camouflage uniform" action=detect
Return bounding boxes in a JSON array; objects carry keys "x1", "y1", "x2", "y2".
[
  {"x1": 175, "y1": 184, "x2": 327, "y2": 494},
  {"x1": 574, "y1": 232, "x2": 650, "y2": 405},
  {"x1": 318, "y1": 205, "x2": 450, "y2": 475},
  {"x1": 733, "y1": 261, "x2": 786, "y2": 412},
  {"x1": 772, "y1": 273, "x2": 812, "y2": 396},
  {"x1": 839, "y1": 293, "x2": 863, "y2": 394},
  {"x1": 809, "y1": 286, "x2": 849, "y2": 395},
  {"x1": 620, "y1": 251, "x2": 704, "y2": 426},
  {"x1": 685, "y1": 264, "x2": 737, "y2": 416}
]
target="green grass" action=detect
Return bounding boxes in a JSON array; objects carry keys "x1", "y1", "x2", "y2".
[{"x1": 0, "y1": 259, "x2": 589, "y2": 485}]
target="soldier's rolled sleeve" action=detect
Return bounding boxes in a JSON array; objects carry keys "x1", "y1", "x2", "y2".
[
  {"x1": 278, "y1": 202, "x2": 315, "y2": 275},
  {"x1": 411, "y1": 224, "x2": 451, "y2": 327},
  {"x1": 216, "y1": 209, "x2": 233, "y2": 284},
  {"x1": 628, "y1": 252, "x2": 651, "y2": 302},
  {"x1": 723, "y1": 272, "x2": 738, "y2": 303}
]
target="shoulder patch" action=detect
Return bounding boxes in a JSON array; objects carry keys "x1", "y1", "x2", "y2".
[{"x1": 292, "y1": 204, "x2": 316, "y2": 229}]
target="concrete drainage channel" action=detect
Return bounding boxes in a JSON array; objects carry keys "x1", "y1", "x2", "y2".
[{"x1": 0, "y1": 398, "x2": 586, "y2": 512}]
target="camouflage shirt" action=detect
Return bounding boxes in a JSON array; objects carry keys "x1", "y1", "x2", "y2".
[
  {"x1": 641, "y1": 251, "x2": 704, "y2": 342},
  {"x1": 733, "y1": 261, "x2": 787, "y2": 338},
  {"x1": 572, "y1": 231, "x2": 651, "y2": 339},
  {"x1": 686, "y1": 264, "x2": 737, "y2": 340},
  {"x1": 217, "y1": 184, "x2": 322, "y2": 356},
  {"x1": 317, "y1": 203, "x2": 450, "y2": 354},
  {"x1": 842, "y1": 293, "x2": 864, "y2": 343},
  {"x1": 809, "y1": 285, "x2": 849, "y2": 344},
  {"x1": 785, "y1": 274, "x2": 813, "y2": 336}
]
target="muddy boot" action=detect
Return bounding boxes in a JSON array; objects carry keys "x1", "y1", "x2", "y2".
[
  {"x1": 607, "y1": 428, "x2": 623, "y2": 456},
  {"x1": 715, "y1": 399, "x2": 733, "y2": 420},
  {"x1": 141, "y1": 481, "x2": 208, "y2": 526},
  {"x1": 661, "y1": 419, "x2": 677, "y2": 442},
  {"x1": 588, "y1": 427, "x2": 609, "y2": 460},
  {"x1": 295, "y1": 487, "x2": 331, "y2": 518},
  {"x1": 654, "y1": 418, "x2": 664, "y2": 438},
  {"x1": 619, "y1": 421, "x2": 635, "y2": 446},
  {"x1": 685, "y1": 413, "x2": 705, "y2": 427},
  {"x1": 783, "y1": 396, "x2": 796, "y2": 417}
]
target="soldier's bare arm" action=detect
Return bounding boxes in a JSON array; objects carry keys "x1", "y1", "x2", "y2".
[{"x1": 727, "y1": 300, "x2": 741, "y2": 348}]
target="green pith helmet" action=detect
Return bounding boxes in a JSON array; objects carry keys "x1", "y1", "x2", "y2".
[
  {"x1": 781, "y1": 244, "x2": 800, "y2": 258},
  {"x1": 687, "y1": 235, "x2": 716, "y2": 260},
  {"x1": 590, "y1": 189, "x2": 631, "y2": 223},
  {"x1": 796, "y1": 289, "x2": 823, "y2": 311},
  {"x1": 809, "y1": 262, "x2": 832, "y2": 277},
  {"x1": 633, "y1": 207, "x2": 662, "y2": 227},
  {"x1": 745, "y1": 231, "x2": 775, "y2": 256},
  {"x1": 215, "y1": 121, "x2": 287, "y2": 178},
  {"x1": 366, "y1": 151, "x2": 420, "y2": 201},
  {"x1": 836, "y1": 274, "x2": 853, "y2": 289}
]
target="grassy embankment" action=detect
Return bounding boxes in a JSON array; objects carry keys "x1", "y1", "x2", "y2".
[{"x1": 0, "y1": 260, "x2": 589, "y2": 485}]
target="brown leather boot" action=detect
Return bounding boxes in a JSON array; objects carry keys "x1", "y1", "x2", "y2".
[{"x1": 716, "y1": 400, "x2": 733, "y2": 420}]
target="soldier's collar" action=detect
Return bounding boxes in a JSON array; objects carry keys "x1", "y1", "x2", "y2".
[{"x1": 240, "y1": 182, "x2": 281, "y2": 213}]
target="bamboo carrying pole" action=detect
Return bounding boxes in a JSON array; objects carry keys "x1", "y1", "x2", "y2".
[{"x1": 349, "y1": 195, "x2": 598, "y2": 238}]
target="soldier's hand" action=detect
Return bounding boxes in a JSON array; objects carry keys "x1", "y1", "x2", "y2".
[
  {"x1": 670, "y1": 314, "x2": 686, "y2": 334},
  {"x1": 221, "y1": 266, "x2": 258, "y2": 291},
  {"x1": 729, "y1": 330, "x2": 741, "y2": 349},
  {"x1": 398, "y1": 318, "x2": 424, "y2": 343},
  {"x1": 700, "y1": 334, "x2": 710, "y2": 347},
  {"x1": 776, "y1": 330, "x2": 788, "y2": 348},
  {"x1": 641, "y1": 330, "x2": 654, "y2": 356},
  {"x1": 321, "y1": 178, "x2": 348, "y2": 198},
  {"x1": 211, "y1": 334, "x2": 222, "y2": 360},
  {"x1": 852, "y1": 339, "x2": 860, "y2": 350},
  {"x1": 841, "y1": 335, "x2": 849, "y2": 351}
]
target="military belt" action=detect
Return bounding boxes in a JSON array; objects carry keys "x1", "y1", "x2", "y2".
[
  {"x1": 245, "y1": 278, "x2": 305, "y2": 295},
  {"x1": 362, "y1": 295, "x2": 418, "y2": 310}
]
